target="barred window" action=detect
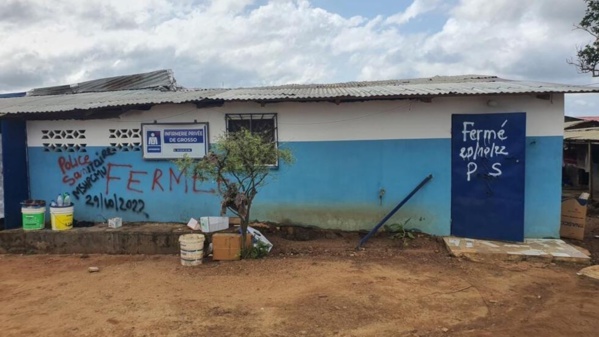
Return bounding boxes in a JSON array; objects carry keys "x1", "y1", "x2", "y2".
[{"x1": 225, "y1": 113, "x2": 278, "y2": 166}]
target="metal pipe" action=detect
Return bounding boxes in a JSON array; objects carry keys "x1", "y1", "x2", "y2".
[{"x1": 356, "y1": 174, "x2": 433, "y2": 250}]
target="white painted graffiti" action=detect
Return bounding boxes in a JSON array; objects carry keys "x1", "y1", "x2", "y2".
[{"x1": 460, "y1": 119, "x2": 509, "y2": 182}]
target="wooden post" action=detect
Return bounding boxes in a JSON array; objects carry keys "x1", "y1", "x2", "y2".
[{"x1": 589, "y1": 141, "x2": 593, "y2": 201}]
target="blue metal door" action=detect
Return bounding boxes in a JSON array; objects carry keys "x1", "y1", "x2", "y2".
[{"x1": 451, "y1": 113, "x2": 526, "y2": 242}]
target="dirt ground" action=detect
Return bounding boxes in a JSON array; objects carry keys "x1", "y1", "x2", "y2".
[
  {"x1": 1, "y1": 229, "x2": 599, "y2": 337},
  {"x1": 573, "y1": 212, "x2": 599, "y2": 264}
]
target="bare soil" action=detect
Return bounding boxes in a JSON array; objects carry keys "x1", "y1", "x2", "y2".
[
  {"x1": 1, "y1": 231, "x2": 599, "y2": 337},
  {"x1": 572, "y1": 213, "x2": 599, "y2": 263}
]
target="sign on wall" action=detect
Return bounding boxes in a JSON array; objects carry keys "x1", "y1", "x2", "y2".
[{"x1": 141, "y1": 123, "x2": 209, "y2": 159}]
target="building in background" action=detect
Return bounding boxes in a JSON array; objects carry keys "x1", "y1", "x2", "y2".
[{"x1": 563, "y1": 117, "x2": 599, "y2": 200}]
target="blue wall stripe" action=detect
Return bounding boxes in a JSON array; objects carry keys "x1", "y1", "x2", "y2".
[{"x1": 27, "y1": 136, "x2": 562, "y2": 237}]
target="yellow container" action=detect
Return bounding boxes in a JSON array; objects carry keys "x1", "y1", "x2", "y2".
[{"x1": 50, "y1": 206, "x2": 74, "y2": 231}]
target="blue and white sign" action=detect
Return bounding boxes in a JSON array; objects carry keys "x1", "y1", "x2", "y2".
[
  {"x1": 142, "y1": 123, "x2": 208, "y2": 159},
  {"x1": 146, "y1": 131, "x2": 162, "y2": 153}
]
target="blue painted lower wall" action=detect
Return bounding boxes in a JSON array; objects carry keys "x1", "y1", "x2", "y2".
[{"x1": 27, "y1": 136, "x2": 562, "y2": 237}]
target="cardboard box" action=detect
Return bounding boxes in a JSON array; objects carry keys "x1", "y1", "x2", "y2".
[
  {"x1": 187, "y1": 218, "x2": 200, "y2": 230},
  {"x1": 200, "y1": 217, "x2": 229, "y2": 233},
  {"x1": 560, "y1": 193, "x2": 589, "y2": 240},
  {"x1": 212, "y1": 233, "x2": 252, "y2": 261}
]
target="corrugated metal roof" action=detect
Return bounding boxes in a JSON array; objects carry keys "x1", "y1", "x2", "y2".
[
  {"x1": 27, "y1": 69, "x2": 177, "y2": 96},
  {"x1": 2, "y1": 74, "x2": 599, "y2": 115},
  {"x1": 565, "y1": 121, "x2": 585, "y2": 129},
  {"x1": 0, "y1": 89, "x2": 226, "y2": 114},
  {"x1": 565, "y1": 120, "x2": 599, "y2": 130},
  {"x1": 0, "y1": 92, "x2": 26, "y2": 98},
  {"x1": 578, "y1": 116, "x2": 599, "y2": 122},
  {"x1": 565, "y1": 127, "x2": 599, "y2": 141}
]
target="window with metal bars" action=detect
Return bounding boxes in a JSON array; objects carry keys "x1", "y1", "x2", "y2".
[{"x1": 225, "y1": 113, "x2": 279, "y2": 166}]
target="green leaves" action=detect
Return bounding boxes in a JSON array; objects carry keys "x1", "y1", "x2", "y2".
[
  {"x1": 581, "y1": 0, "x2": 599, "y2": 35},
  {"x1": 243, "y1": 241, "x2": 271, "y2": 259},
  {"x1": 175, "y1": 129, "x2": 294, "y2": 253},
  {"x1": 176, "y1": 129, "x2": 294, "y2": 188},
  {"x1": 570, "y1": 0, "x2": 599, "y2": 76},
  {"x1": 384, "y1": 219, "x2": 416, "y2": 247}
]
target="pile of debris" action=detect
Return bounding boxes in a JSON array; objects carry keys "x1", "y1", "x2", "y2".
[{"x1": 181, "y1": 216, "x2": 273, "y2": 266}]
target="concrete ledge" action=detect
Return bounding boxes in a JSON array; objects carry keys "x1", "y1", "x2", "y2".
[
  {"x1": 443, "y1": 236, "x2": 592, "y2": 265},
  {"x1": 0, "y1": 223, "x2": 194, "y2": 254}
]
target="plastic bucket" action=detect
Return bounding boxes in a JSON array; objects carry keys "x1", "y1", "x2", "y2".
[
  {"x1": 50, "y1": 206, "x2": 74, "y2": 231},
  {"x1": 179, "y1": 234, "x2": 205, "y2": 266},
  {"x1": 22, "y1": 207, "x2": 46, "y2": 230}
]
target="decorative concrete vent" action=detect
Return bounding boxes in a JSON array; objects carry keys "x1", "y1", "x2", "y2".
[
  {"x1": 41, "y1": 129, "x2": 87, "y2": 152},
  {"x1": 108, "y1": 128, "x2": 141, "y2": 152}
]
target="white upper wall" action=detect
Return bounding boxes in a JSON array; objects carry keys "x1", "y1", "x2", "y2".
[{"x1": 27, "y1": 94, "x2": 564, "y2": 146}]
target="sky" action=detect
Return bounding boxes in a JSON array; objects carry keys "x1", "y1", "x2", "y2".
[{"x1": 1, "y1": 0, "x2": 599, "y2": 116}]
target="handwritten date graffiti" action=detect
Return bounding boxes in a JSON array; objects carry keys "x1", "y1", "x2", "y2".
[{"x1": 85, "y1": 193, "x2": 149, "y2": 218}]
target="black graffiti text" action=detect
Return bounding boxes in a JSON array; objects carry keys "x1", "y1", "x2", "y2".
[{"x1": 84, "y1": 193, "x2": 149, "y2": 218}]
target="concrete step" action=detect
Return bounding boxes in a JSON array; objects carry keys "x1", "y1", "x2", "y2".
[{"x1": 0, "y1": 223, "x2": 195, "y2": 255}]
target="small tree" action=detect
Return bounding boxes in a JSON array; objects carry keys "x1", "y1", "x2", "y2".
[
  {"x1": 176, "y1": 129, "x2": 293, "y2": 258},
  {"x1": 569, "y1": 0, "x2": 599, "y2": 76}
]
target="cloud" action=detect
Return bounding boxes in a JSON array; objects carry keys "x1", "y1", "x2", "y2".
[
  {"x1": 385, "y1": 0, "x2": 441, "y2": 25},
  {"x1": 416, "y1": 0, "x2": 588, "y2": 82},
  {"x1": 565, "y1": 93, "x2": 599, "y2": 116},
  {"x1": 0, "y1": 0, "x2": 596, "y2": 99},
  {"x1": 0, "y1": 0, "x2": 45, "y2": 24}
]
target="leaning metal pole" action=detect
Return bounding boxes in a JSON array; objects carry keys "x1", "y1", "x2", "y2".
[{"x1": 356, "y1": 174, "x2": 433, "y2": 251}]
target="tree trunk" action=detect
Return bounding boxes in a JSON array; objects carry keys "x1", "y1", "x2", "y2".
[{"x1": 240, "y1": 208, "x2": 250, "y2": 259}]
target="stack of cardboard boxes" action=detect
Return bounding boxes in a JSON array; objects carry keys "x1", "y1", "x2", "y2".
[{"x1": 560, "y1": 192, "x2": 589, "y2": 240}]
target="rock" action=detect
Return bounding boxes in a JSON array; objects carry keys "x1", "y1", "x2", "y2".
[
  {"x1": 577, "y1": 265, "x2": 599, "y2": 281},
  {"x1": 88, "y1": 266, "x2": 100, "y2": 273},
  {"x1": 300, "y1": 331, "x2": 307, "y2": 335},
  {"x1": 441, "y1": 327, "x2": 449, "y2": 333}
]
